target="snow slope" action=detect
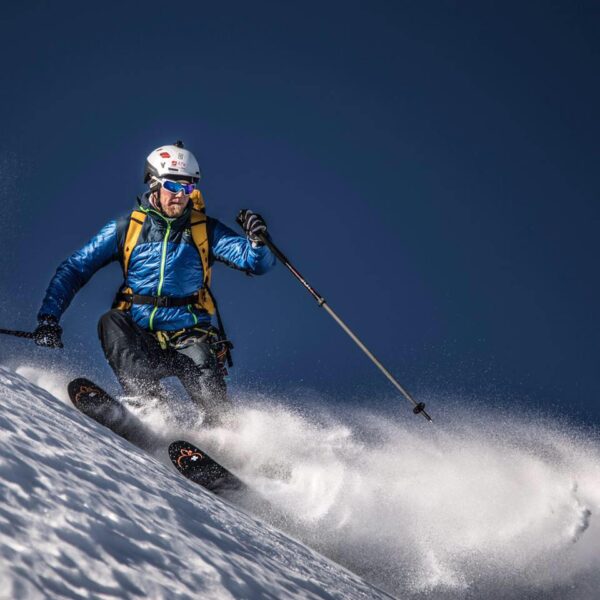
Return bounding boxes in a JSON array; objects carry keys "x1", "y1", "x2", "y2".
[
  {"x1": 3, "y1": 364, "x2": 600, "y2": 599},
  {"x1": 0, "y1": 367, "x2": 391, "y2": 599}
]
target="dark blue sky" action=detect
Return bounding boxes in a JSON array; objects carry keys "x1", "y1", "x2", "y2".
[{"x1": 0, "y1": 1, "x2": 598, "y2": 423}]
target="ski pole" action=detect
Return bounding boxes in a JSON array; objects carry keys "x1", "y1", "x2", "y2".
[
  {"x1": 0, "y1": 328, "x2": 35, "y2": 340},
  {"x1": 238, "y1": 212, "x2": 432, "y2": 422},
  {"x1": 0, "y1": 327, "x2": 63, "y2": 349}
]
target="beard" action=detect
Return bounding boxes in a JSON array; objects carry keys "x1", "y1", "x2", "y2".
[
  {"x1": 161, "y1": 202, "x2": 187, "y2": 218},
  {"x1": 151, "y1": 191, "x2": 189, "y2": 218}
]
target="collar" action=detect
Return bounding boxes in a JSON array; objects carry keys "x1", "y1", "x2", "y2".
[{"x1": 137, "y1": 193, "x2": 192, "y2": 227}]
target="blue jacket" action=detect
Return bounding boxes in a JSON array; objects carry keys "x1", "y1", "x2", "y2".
[{"x1": 38, "y1": 196, "x2": 275, "y2": 331}]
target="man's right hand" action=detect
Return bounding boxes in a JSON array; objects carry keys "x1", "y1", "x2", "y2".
[
  {"x1": 237, "y1": 209, "x2": 268, "y2": 246},
  {"x1": 34, "y1": 315, "x2": 64, "y2": 348}
]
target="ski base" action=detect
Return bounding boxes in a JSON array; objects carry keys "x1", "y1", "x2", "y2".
[
  {"x1": 68, "y1": 378, "x2": 125, "y2": 426},
  {"x1": 67, "y1": 377, "x2": 155, "y2": 448},
  {"x1": 68, "y1": 379, "x2": 244, "y2": 496},
  {"x1": 169, "y1": 440, "x2": 245, "y2": 495}
]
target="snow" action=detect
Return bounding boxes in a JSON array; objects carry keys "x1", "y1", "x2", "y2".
[
  {"x1": 2, "y1": 364, "x2": 600, "y2": 599},
  {"x1": 0, "y1": 367, "x2": 390, "y2": 599}
]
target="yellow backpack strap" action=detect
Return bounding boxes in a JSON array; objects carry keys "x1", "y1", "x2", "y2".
[
  {"x1": 114, "y1": 210, "x2": 147, "y2": 311},
  {"x1": 189, "y1": 188, "x2": 205, "y2": 212},
  {"x1": 191, "y1": 193, "x2": 232, "y2": 366},
  {"x1": 190, "y1": 203, "x2": 215, "y2": 315},
  {"x1": 123, "y1": 210, "x2": 147, "y2": 276}
]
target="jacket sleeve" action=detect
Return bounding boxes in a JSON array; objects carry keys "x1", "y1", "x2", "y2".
[
  {"x1": 209, "y1": 217, "x2": 276, "y2": 275},
  {"x1": 37, "y1": 220, "x2": 120, "y2": 321}
]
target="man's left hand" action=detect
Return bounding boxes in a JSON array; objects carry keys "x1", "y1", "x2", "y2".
[{"x1": 238, "y1": 209, "x2": 267, "y2": 246}]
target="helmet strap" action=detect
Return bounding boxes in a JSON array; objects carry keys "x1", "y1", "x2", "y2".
[
  {"x1": 149, "y1": 176, "x2": 161, "y2": 191},
  {"x1": 148, "y1": 190, "x2": 162, "y2": 214},
  {"x1": 148, "y1": 177, "x2": 166, "y2": 214}
]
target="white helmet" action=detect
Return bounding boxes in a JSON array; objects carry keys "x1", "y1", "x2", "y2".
[{"x1": 144, "y1": 140, "x2": 201, "y2": 186}]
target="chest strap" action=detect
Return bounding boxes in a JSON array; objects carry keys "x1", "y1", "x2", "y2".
[{"x1": 115, "y1": 291, "x2": 200, "y2": 308}]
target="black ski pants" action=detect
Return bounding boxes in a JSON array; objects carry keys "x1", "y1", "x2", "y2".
[{"x1": 98, "y1": 310, "x2": 230, "y2": 426}]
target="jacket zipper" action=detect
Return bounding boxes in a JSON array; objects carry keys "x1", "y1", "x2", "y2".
[{"x1": 149, "y1": 219, "x2": 172, "y2": 331}]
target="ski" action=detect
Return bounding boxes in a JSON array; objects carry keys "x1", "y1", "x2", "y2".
[
  {"x1": 169, "y1": 440, "x2": 246, "y2": 495},
  {"x1": 68, "y1": 378, "x2": 125, "y2": 425},
  {"x1": 67, "y1": 377, "x2": 155, "y2": 448},
  {"x1": 69, "y1": 379, "x2": 245, "y2": 495}
]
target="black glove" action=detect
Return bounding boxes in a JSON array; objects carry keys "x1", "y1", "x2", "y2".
[
  {"x1": 33, "y1": 315, "x2": 63, "y2": 348},
  {"x1": 237, "y1": 209, "x2": 267, "y2": 246}
]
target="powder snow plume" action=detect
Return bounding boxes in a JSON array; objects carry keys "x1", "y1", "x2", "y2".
[
  {"x1": 188, "y1": 397, "x2": 600, "y2": 599},
  {"x1": 16, "y1": 365, "x2": 600, "y2": 599}
]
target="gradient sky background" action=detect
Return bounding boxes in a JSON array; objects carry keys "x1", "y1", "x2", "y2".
[{"x1": 0, "y1": 1, "x2": 598, "y2": 424}]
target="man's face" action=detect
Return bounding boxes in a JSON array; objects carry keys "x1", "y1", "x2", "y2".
[{"x1": 157, "y1": 180, "x2": 192, "y2": 218}]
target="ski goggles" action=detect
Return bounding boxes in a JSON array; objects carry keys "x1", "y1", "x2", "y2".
[{"x1": 160, "y1": 179, "x2": 196, "y2": 195}]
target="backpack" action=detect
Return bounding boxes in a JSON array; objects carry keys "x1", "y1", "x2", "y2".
[{"x1": 114, "y1": 189, "x2": 215, "y2": 314}]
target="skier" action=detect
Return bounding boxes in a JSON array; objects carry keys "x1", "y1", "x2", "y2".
[{"x1": 33, "y1": 141, "x2": 275, "y2": 426}]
